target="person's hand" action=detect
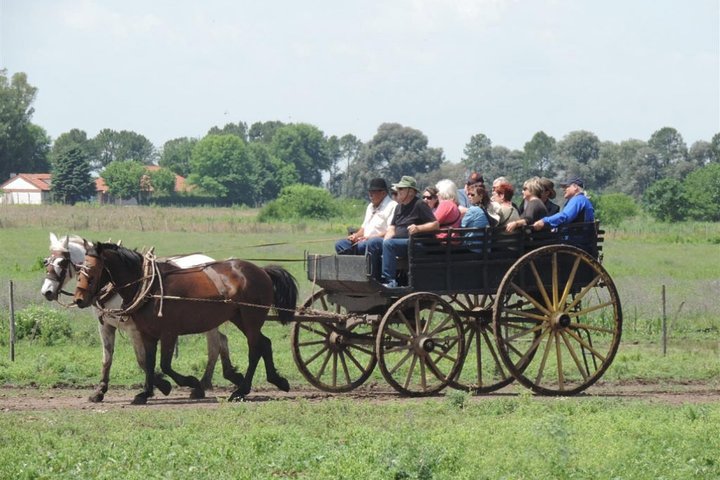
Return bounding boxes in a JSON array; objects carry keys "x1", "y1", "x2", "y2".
[
  {"x1": 407, "y1": 224, "x2": 418, "y2": 235},
  {"x1": 506, "y1": 221, "x2": 519, "y2": 233},
  {"x1": 532, "y1": 219, "x2": 545, "y2": 231}
]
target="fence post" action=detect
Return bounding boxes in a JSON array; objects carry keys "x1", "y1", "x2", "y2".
[
  {"x1": 9, "y1": 280, "x2": 16, "y2": 362},
  {"x1": 661, "y1": 284, "x2": 667, "y2": 356}
]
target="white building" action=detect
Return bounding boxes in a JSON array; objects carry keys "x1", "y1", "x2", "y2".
[{"x1": 0, "y1": 173, "x2": 52, "y2": 204}]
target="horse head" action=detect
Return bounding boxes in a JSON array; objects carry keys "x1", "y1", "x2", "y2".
[
  {"x1": 74, "y1": 241, "x2": 144, "y2": 309},
  {"x1": 41, "y1": 233, "x2": 76, "y2": 301}
]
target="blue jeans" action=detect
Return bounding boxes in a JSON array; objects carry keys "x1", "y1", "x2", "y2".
[
  {"x1": 365, "y1": 237, "x2": 409, "y2": 283},
  {"x1": 335, "y1": 239, "x2": 368, "y2": 255}
]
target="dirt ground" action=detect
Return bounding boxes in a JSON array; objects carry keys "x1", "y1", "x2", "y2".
[{"x1": 1, "y1": 380, "x2": 718, "y2": 412}]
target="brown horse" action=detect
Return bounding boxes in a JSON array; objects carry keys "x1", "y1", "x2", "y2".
[{"x1": 73, "y1": 241, "x2": 298, "y2": 404}]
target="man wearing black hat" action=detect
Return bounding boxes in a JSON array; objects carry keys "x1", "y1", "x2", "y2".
[
  {"x1": 335, "y1": 178, "x2": 397, "y2": 255},
  {"x1": 532, "y1": 177, "x2": 594, "y2": 231},
  {"x1": 365, "y1": 175, "x2": 438, "y2": 288}
]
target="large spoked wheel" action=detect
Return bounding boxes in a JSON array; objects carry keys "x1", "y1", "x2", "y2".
[
  {"x1": 445, "y1": 294, "x2": 516, "y2": 394},
  {"x1": 376, "y1": 292, "x2": 465, "y2": 396},
  {"x1": 494, "y1": 245, "x2": 622, "y2": 395},
  {"x1": 291, "y1": 289, "x2": 377, "y2": 392}
]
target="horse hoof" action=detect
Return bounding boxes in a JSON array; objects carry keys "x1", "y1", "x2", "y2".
[
  {"x1": 156, "y1": 379, "x2": 172, "y2": 396},
  {"x1": 228, "y1": 390, "x2": 245, "y2": 402},
  {"x1": 88, "y1": 392, "x2": 104, "y2": 403},
  {"x1": 190, "y1": 388, "x2": 205, "y2": 399},
  {"x1": 131, "y1": 394, "x2": 148, "y2": 405},
  {"x1": 269, "y1": 376, "x2": 290, "y2": 392}
]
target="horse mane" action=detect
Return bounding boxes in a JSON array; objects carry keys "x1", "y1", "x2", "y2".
[{"x1": 95, "y1": 242, "x2": 145, "y2": 270}]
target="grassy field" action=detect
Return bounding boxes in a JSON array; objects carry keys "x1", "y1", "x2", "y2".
[{"x1": 1, "y1": 204, "x2": 719, "y2": 479}]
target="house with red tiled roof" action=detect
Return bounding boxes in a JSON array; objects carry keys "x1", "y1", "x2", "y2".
[
  {"x1": 2, "y1": 168, "x2": 189, "y2": 205},
  {"x1": 0, "y1": 173, "x2": 52, "y2": 204}
]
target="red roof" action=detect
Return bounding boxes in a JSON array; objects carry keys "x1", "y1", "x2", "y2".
[{"x1": 0, "y1": 173, "x2": 52, "y2": 191}]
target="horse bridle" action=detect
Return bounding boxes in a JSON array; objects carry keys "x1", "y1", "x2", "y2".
[{"x1": 44, "y1": 251, "x2": 77, "y2": 298}]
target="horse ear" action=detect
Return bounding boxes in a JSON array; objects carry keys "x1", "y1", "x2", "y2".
[
  {"x1": 62, "y1": 236, "x2": 69, "y2": 250},
  {"x1": 50, "y1": 232, "x2": 58, "y2": 244}
]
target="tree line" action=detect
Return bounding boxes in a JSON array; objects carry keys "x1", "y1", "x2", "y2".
[{"x1": 2, "y1": 69, "x2": 719, "y2": 220}]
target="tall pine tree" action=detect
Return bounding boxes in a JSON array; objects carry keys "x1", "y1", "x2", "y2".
[{"x1": 51, "y1": 146, "x2": 95, "y2": 204}]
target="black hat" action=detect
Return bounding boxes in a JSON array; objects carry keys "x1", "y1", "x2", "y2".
[
  {"x1": 368, "y1": 178, "x2": 388, "y2": 191},
  {"x1": 560, "y1": 177, "x2": 584, "y2": 189}
]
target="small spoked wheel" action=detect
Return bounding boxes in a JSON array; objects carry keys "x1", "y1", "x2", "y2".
[
  {"x1": 444, "y1": 294, "x2": 516, "y2": 394},
  {"x1": 291, "y1": 289, "x2": 377, "y2": 392},
  {"x1": 494, "y1": 245, "x2": 622, "y2": 395},
  {"x1": 376, "y1": 292, "x2": 465, "y2": 396}
]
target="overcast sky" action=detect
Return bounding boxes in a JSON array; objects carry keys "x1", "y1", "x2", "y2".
[{"x1": 1, "y1": 0, "x2": 718, "y2": 162}]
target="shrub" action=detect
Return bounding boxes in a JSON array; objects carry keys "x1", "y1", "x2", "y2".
[
  {"x1": 594, "y1": 193, "x2": 639, "y2": 227},
  {"x1": 684, "y1": 163, "x2": 720, "y2": 221},
  {"x1": 258, "y1": 184, "x2": 341, "y2": 221},
  {"x1": 643, "y1": 178, "x2": 686, "y2": 222},
  {"x1": 13, "y1": 305, "x2": 73, "y2": 345}
]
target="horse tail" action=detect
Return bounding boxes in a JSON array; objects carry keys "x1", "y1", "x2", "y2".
[{"x1": 263, "y1": 265, "x2": 298, "y2": 324}]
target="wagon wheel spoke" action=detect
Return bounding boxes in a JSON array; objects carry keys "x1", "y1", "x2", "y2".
[
  {"x1": 302, "y1": 345, "x2": 330, "y2": 366},
  {"x1": 560, "y1": 330, "x2": 589, "y2": 381},
  {"x1": 403, "y1": 354, "x2": 419, "y2": 390},
  {"x1": 389, "y1": 350, "x2": 414, "y2": 376},
  {"x1": 558, "y1": 256, "x2": 582, "y2": 308},
  {"x1": 529, "y1": 260, "x2": 552, "y2": 311},
  {"x1": 480, "y1": 328, "x2": 509, "y2": 382},
  {"x1": 555, "y1": 330, "x2": 564, "y2": 391},
  {"x1": 534, "y1": 329, "x2": 555, "y2": 385},
  {"x1": 344, "y1": 348, "x2": 367, "y2": 372},
  {"x1": 298, "y1": 322, "x2": 331, "y2": 338},
  {"x1": 510, "y1": 282, "x2": 552, "y2": 317},
  {"x1": 347, "y1": 343, "x2": 374, "y2": 356},
  {"x1": 338, "y1": 351, "x2": 352, "y2": 386},
  {"x1": 568, "y1": 322, "x2": 615, "y2": 335}
]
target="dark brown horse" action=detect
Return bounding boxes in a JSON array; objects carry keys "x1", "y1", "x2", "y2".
[{"x1": 73, "y1": 241, "x2": 298, "y2": 404}]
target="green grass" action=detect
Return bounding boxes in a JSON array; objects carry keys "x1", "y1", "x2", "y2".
[
  {"x1": 1, "y1": 205, "x2": 720, "y2": 478},
  {"x1": 0, "y1": 398, "x2": 719, "y2": 479}
]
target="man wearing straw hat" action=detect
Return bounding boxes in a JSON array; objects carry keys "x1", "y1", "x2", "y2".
[{"x1": 365, "y1": 175, "x2": 438, "y2": 289}]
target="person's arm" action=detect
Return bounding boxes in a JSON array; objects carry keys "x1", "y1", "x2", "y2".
[
  {"x1": 540, "y1": 195, "x2": 581, "y2": 229},
  {"x1": 407, "y1": 220, "x2": 439, "y2": 235},
  {"x1": 384, "y1": 225, "x2": 396, "y2": 240}
]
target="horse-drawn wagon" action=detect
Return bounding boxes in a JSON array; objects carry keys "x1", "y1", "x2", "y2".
[
  {"x1": 47, "y1": 222, "x2": 621, "y2": 403},
  {"x1": 293, "y1": 222, "x2": 621, "y2": 396}
]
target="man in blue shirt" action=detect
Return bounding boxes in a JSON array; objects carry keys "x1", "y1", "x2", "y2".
[{"x1": 532, "y1": 177, "x2": 594, "y2": 230}]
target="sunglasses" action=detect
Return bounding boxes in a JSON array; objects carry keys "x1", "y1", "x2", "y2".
[
  {"x1": 422, "y1": 195, "x2": 436, "y2": 200},
  {"x1": 467, "y1": 193, "x2": 476, "y2": 197}
]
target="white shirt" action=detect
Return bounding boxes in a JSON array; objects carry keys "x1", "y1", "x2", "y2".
[{"x1": 362, "y1": 195, "x2": 397, "y2": 238}]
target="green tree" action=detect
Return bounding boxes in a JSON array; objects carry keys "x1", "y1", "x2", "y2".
[
  {"x1": 92, "y1": 129, "x2": 156, "y2": 170},
  {"x1": 50, "y1": 146, "x2": 95, "y2": 204},
  {"x1": 327, "y1": 134, "x2": 362, "y2": 197},
  {"x1": 642, "y1": 178, "x2": 686, "y2": 222},
  {"x1": 688, "y1": 140, "x2": 715, "y2": 167},
  {"x1": 248, "y1": 121, "x2": 285, "y2": 143},
  {"x1": 0, "y1": 70, "x2": 50, "y2": 180},
  {"x1": 648, "y1": 127, "x2": 688, "y2": 179},
  {"x1": 208, "y1": 122, "x2": 248, "y2": 141},
  {"x1": 684, "y1": 163, "x2": 720, "y2": 221},
  {"x1": 159, "y1": 137, "x2": 197, "y2": 177},
  {"x1": 556, "y1": 130, "x2": 600, "y2": 182},
  {"x1": 246, "y1": 142, "x2": 298, "y2": 204},
  {"x1": 51, "y1": 129, "x2": 95, "y2": 167},
  {"x1": 461, "y1": 133, "x2": 493, "y2": 171},
  {"x1": 710, "y1": 133, "x2": 720, "y2": 163},
  {"x1": 271, "y1": 123, "x2": 330, "y2": 186},
  {"x1": 258, "y1": 184, "x2": 340, "y2": 221},
  {"x1": 188, "y1": 134, "x2": 258, "y2": 205},
  {"x1": 346, "y1": 123, "x2": 443, "y2": 198},
  {"x1": 147, "y1": 168, "x2": 177, "y2": 196},
  {"x1": 523, "y1": 131, "x2": 557, "y2": 178},
  {"x1": 594, "y1": 193, "x2": 639, "y2": 227},
  {"x1": 102, "y1": 160, "x2": 146, "y2": 200}
]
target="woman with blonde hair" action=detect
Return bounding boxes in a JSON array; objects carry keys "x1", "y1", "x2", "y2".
[{"x1": 506, "y1": 177, "x2": 548, "y2": 232}]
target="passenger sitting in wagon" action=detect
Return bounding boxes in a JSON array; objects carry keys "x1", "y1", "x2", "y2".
[
  {"x1": 335, "y1": 178, "x2": 396, "y2": 255},
  {"x1": 366, "y1": 176, "x2": 438, "y2": 289},
  {"x1": 505, "y1": 177, "x2": 548, "y2": 233},
  {"x1": 532, "y1": 177, "x2": 597, "y2": 254},
  {"x1": 460, "y1": 183, "x2": 492, "y2": 253},
  {"x1": 433, "y1": 179, "x2": 462, "y2": 241}
]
